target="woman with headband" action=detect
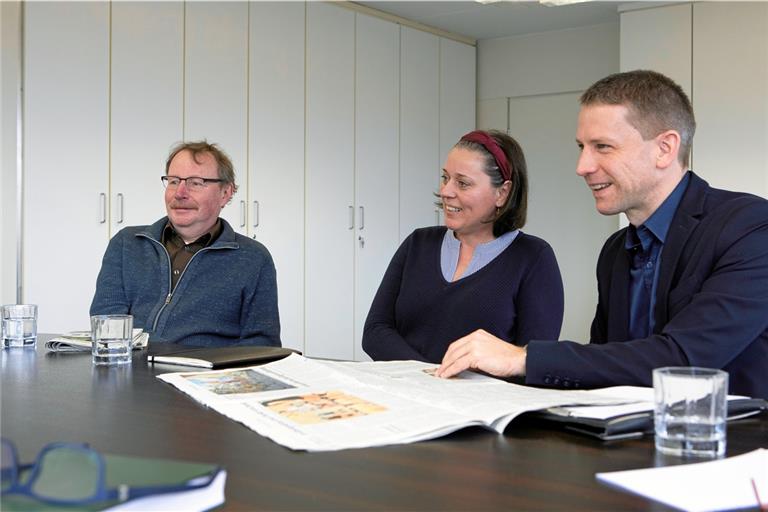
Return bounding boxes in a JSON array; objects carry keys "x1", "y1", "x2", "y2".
[{"x1": 362, "y1": 129, "x2": 564, "y2": 364}]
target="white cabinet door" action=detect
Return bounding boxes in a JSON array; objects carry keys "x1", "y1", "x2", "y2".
[
  {"x1": 399, "y1": 27, "x2": 440, "y2": 240},
  {"x1": 439, "y1": 38, "x2": 476, "y2": 161},
  {"x1": 184, "y1": 2, "x2": 249, "y2": 234},
  {"x1": 24, "y1": 2, "x2": 109, "y2": 332},
  {"x1": 354, "y1": 14, "x2": 400, "y2": 361},
  {"x1": 305, "y1": 2, "x2": 355, "y2": 359},
  {"x1": 111, "y1": 2, "x2": 183, "y2": 233},
  {"x1": 249, "y1": 2, "x2": 306, "y2": 352},
  {"x1": 693, "y1": 2, "x2": 768, "y2": 197}
]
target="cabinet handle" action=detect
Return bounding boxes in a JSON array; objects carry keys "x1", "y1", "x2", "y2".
[
  {"x1": 240, "y1": 200, "x2": 246, "y2": 228},
  {"x1": 348, "y1": 206, "x2": 354, "y2": 230},
  {"x1": 99, "y1": 193, "x2": 106, "y2": 224},
  {"x1": 436, "y1": 207, "x2": 441, "y2": 226},
  {"x1": 359, "y1": 206, "x2": 364, "y2": 230},
  {"x1": 253, "y1": 201, "x2": 260, "y2": 227},
  {"x1": 116, "y1": 193, "x2": 124, "y2": 224}
]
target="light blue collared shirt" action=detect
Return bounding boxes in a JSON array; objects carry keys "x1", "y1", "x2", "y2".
[{"x1": 441, "y1": 229, "x2": 519, "y2": 281}]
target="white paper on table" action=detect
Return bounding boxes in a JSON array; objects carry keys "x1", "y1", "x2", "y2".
[{"x1": 596, "y1": 448, "x2": 768, "y2": 512}]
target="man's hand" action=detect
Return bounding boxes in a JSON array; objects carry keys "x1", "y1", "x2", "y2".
[{"x1": 435, "y1": 329, "x2": 527, "y2": 379}]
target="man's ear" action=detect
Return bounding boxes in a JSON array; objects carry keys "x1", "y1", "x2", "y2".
[
  {"x1": 655, "y1": 130, "x2": 681, "y2": 169},
  {"x1": 221, "y1": 183, "x2": 235, "y2": 207}
]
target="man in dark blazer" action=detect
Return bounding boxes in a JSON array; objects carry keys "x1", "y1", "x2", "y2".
[{"x1": 437, "y1": 70, "x2": 768, "y2": 399}]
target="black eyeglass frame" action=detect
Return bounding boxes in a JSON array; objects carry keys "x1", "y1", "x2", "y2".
[{"x1": 160, "y1": 175, "x2": 225, "y2": 188}]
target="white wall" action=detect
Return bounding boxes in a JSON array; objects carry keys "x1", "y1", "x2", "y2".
[
  {"x1": 478, "y1": 23, "x2": 619, "y2": 99},
  {"x1": 1, "y1": 1, "x2": 21, "y2": 305},
  {"x1": 477, "y1": 23, "x2": 621, "y2": 343},
  {"x1": 621, "y1": 2, "x2": 768, "y2": 198},
  {"x1": 691, "y1": 2, "x2": 768, "y2": 197}
]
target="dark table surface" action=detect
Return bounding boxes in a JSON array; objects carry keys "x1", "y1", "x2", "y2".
[{"x1": 2, "y1": 338, "x2": 766, "y2": 511}]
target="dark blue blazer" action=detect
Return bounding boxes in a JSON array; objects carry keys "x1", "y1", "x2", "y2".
[{"x1": 527, "y1": 172, "x2": 768, "y2": 399}]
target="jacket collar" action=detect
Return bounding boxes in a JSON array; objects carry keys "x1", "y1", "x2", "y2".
[{"x1": 138, "y1": 217, "x2": 239, "y2": 249}]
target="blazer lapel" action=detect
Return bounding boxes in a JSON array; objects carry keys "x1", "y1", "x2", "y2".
[
  {"x1": 607, "y1": 238, "x2": 631, "y2": 341},
  {"x1": 654, "y1": 172, "x2": 707, "y2": 330}
]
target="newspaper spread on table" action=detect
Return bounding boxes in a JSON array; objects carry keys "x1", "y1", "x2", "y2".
[{"x1": 157, "y1": 354, "x2": 642, "y2": 451}]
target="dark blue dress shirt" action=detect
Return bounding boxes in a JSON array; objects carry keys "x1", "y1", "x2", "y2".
[{"x1": 625, "y1": 173, "x2": 690, "y2": 339}]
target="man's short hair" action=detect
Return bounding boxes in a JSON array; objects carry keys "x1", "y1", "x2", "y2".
[
  {"x1": 165, "y1": 141, "x2": 238, "y2": 194},
  {"x1": 580, "y1": 70, "x2": 696, "y2": 168}
]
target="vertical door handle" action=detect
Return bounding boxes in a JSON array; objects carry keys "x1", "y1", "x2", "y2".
[
  {"x1": 358, "y1": 206, "x2": 364, "y2": 230},
  {"x1": 253, "y1": 201, "x2": 260, "y2": 227},
  {"x1": 348, "y1": 206, "x2": 354, "y2": 230},
  {"x1": 240, "y1": 200, "x2": 246, "y2": 228},
  {"x1": 116, "y1": 193, "x2": 124, "y2": 224},
  {"x1": 99, "y1": 193, "x2": 106, "y2": 224},
  {"x1": 435, "y1": 207, "x2": 441, "y2": 226}
]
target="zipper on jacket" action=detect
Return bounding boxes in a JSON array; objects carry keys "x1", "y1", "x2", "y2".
[
  {"x1": 136, "y1": 230, "x2": 238, "y2": 334},
  {"x1": 141, "y1": 235, "x2": 229, "y2": 332},
  {"x1": 137, "y1": 235, "x2": 175, "y2": 332}
]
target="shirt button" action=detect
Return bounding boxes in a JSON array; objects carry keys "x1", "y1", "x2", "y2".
[
  {"x1": 173, "y1": 269, "x2": 180, "y2": 275},
  {"x1": 646, "y1": 262, "x2": 653, "y2": 269}
]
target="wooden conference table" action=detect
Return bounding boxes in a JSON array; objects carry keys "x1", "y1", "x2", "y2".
[{"x1": 2, "y1": 336, "x2": 767, "y2": 511}]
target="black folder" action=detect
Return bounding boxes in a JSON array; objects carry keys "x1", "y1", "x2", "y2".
[
  {"x1": 148, "y1": 345, "x2": 300, "y2": 369},
  {"x1": 521, "y1": 398, "x2": 767, "y2": 441}
]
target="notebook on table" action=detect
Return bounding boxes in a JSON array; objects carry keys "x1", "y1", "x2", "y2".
[{"x1": 148, "y1": 345, "x2": 300, "y2": 369}]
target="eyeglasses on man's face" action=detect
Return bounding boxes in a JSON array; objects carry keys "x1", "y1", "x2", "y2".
[{"x1": 161, "y1": 175, "x2": 224, "y2": 191}]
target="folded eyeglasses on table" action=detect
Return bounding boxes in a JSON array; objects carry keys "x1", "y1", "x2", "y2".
[{"x1": 1, "y1": 438, "x2": 219, "y2": 506}]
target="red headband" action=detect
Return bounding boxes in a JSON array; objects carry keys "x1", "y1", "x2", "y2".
[{"x1": 459, "y1": 130, "x2": 511, "y2": 182}]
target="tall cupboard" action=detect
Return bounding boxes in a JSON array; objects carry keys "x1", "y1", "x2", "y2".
[{"x1": 21, "y1": 1, "x2": 476, "y2": 359}]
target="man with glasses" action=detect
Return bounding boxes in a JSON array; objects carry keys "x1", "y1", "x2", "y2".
[{"x1": 90, "y1": 141, "x2": 281, "y2": 348}]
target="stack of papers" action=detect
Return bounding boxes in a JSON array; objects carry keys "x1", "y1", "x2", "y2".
[{"x1": 45, "y1": 329, "x2": 149, "y2": 353}]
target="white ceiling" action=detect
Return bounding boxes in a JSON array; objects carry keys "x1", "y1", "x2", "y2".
[{"x1": 354, "y1": 1, "x2": 633, "y2": 40}]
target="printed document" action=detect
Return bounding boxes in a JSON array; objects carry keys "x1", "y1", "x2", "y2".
[{"x1": 158, "y1": 354, "x2": 646, "y2": 451}]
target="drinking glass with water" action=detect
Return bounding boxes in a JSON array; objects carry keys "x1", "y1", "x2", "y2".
[
  {"x1": 2, "y1": 304, "x2": 38, "y2": 348},
  {"x1": 653, "y1": 367, "x2": 728, "y2": 457},
  {"x1": 90, "y1": 315, "x2": 133, "y2": 366}
]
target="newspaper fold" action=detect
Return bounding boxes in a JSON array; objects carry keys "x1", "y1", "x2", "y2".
[{"x1": 45, "y1": 329, "x2": 148, "y2": 353}]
